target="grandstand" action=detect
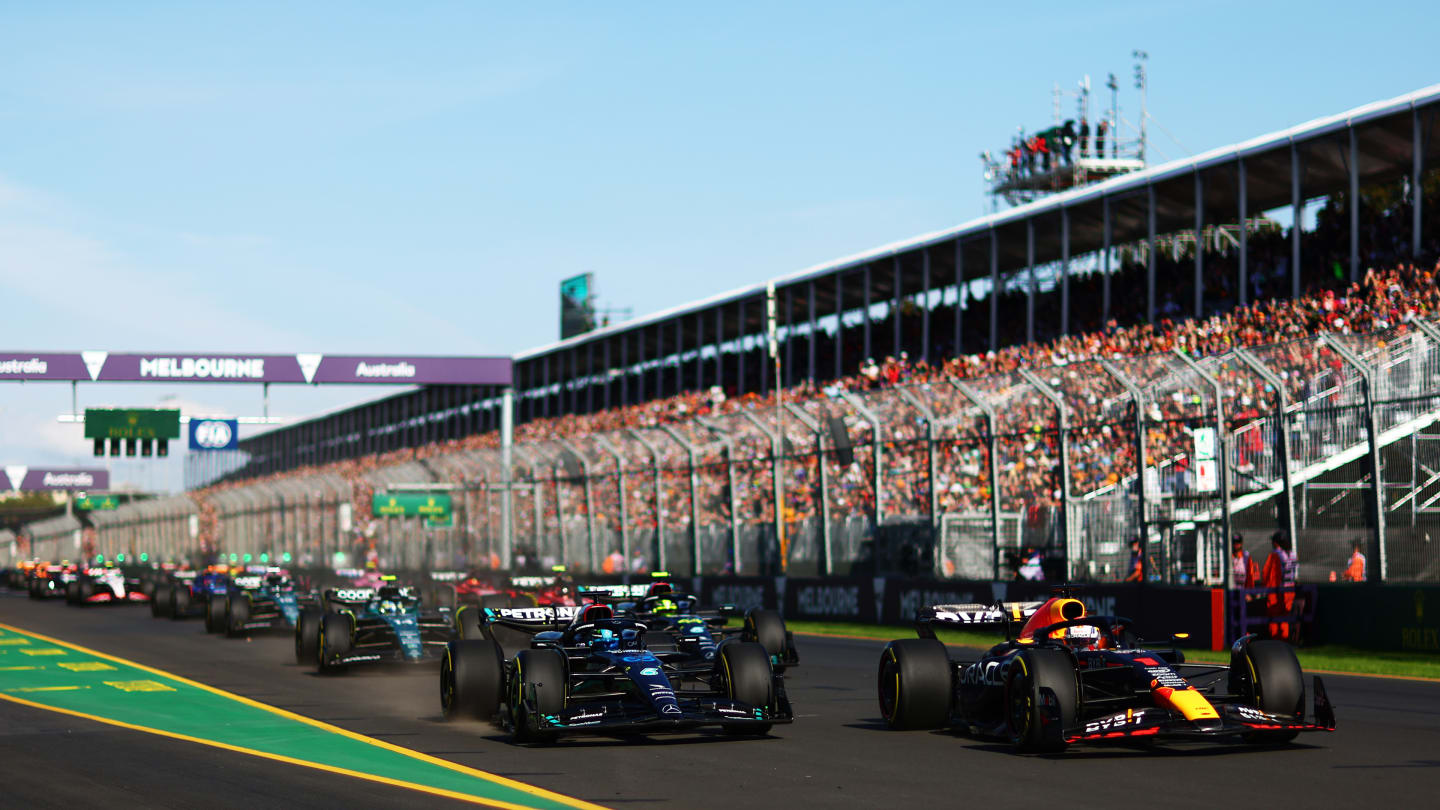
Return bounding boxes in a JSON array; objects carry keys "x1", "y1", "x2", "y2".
[{"x1": 7, "y1": 85, "x2": 1440, "y2": 587}]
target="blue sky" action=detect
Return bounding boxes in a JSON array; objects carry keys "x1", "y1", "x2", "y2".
[{"x1": 1, "y1": 1, "x2": 1435, "y2": 489}]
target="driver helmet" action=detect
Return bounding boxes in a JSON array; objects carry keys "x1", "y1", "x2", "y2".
[
  {"x1": 377, "y1": 599, "x2": 404, "y2": 615},
  {"x1": 1059, "y1": 623, "x2": 1100, "y2": 651},
  {"x1": 651, "y1": 598, "x2": 679, "y2": 616}
]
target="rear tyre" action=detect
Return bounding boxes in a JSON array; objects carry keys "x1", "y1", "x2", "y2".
[
  {"x1": 510, "y1": 649, "x2": 566, "y2": 744},
  {"x1": 151, "y1": 584, "x2": 173, "y2": 618},
  {"x1": 878, "y1": 638, "x2": 952, "y2": 730},
  {"x1": 1235, "y1": 640, "x2": 1304, "y2": 744},
  {"x1": 318, "y1": 613, "x2": 352, "y2": 675},
  {"x1": 170, "y1": 586, "x2": 191, "y2": 620},
  {"x1": 744, "y1": 609, "x2": 788, "y2": 659},
  {"x1": 442, "y1": 640, "x2": 505, "y2": 720},
  {"x1": 294, "y1": 610, "x2": 322, "y2": 665},
  {"x1": 718, "y1": 641, "x2": 775, "y2": 735},
  {"x1": 1004, "y1": 648, "x2": 1079, "y2": 753},
  {"x1": 226, "y1": 595, "x2": 251, "y2": 637},
  {"x1": 454, "y1": 606, "x2": 486, "y2": 640}
]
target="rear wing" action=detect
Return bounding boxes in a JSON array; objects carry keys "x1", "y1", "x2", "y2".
[
  {"x1": 463, "y1": 604, "x2": 585, "y2": 640},
  {"x1": 508, "y1": 576, "x2": 555, "y2": 589},
  {"x1": 578, "y1": 584, "x2": 651, "y2": 602},
  {"x1": 428, "y1": 570, "x2": 469, "y2": 583},
  {"x1": 915, "y1": 601, "x2": 1045, "y2": 640}
]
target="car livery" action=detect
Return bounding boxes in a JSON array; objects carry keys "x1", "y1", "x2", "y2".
[
  {"x1": 877, "y1": 588, "x2": 1336, "y2": 752},
  {"x1": 308, "y1": 583, "x2": 458, "y2": 673},
  {"x1": 67, "y1": 565, "x2": 149, "y2": 605},
  {"x1": 215, "y1": 568, "x2": 320, "y2": 636}
]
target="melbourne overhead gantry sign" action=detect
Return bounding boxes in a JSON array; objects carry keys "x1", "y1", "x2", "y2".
[{"x1": 0, "y1": 352, "x2": 512, "y2": 385}]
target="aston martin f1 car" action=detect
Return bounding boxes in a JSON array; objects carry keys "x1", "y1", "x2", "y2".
[
  {"x1": 151, "y1": 566, "x2": 232, "y2": 620},
  {"x1": 441, "y1": 602, "x2": 792, "y2": 743},
  {"x1": 877, "y1": 589, "x2": 1335, "y2": 752},
  {"x1": 297, "y1": 581, "x2": 458, "y2": 672},
  {"x1": 209, "y1": 568, "x2": 320, "y2": 637},
  {"x1": 65, "y1": 564, "x2": 149, "y2": 606}
]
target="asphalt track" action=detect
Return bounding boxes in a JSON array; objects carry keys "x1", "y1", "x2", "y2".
[{"x1": 3, "y1": 591, "x2": 1438, "y2": 809}]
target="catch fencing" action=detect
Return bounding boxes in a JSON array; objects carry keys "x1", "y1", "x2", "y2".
[{"x1": 9, "y1": 319, "x2": 1440, "y2": 586}]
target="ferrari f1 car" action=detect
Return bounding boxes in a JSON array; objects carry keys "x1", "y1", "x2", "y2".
[
  {"x1": 877, "y1": 589, "x2": 1335, "y2": 751},
  {"x1": 295, "y1": 581, "x2": 458, "y2": 672},
  {"x1": 66, "y1": 564, "x2": 149, "y2": 606},
  {"x1": 207, "y1": 568, "x2": 320, "y2": 637},
  {"x1": 441, "y1": 602, "x2": 792, "y2": 743}
]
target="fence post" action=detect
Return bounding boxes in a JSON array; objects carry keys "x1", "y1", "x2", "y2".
[
  {"x1": 952, "y1": 380, "x2": 1002, "y2": 580},
  {"x1": 1100, "y1": 360, "x2": 1150, "y2": 581},
  {"x1": 594, "y1": 436, "x2": 629, "y2": 579},
  {"x1": 659, "y1": 425, "x2": 703, "y2": 577},
  {"x1": 1235, "y1": 349, "x2": 1300, "y2": 562},
  {"x1": 1017, "y1": 368, "x2": 1072, "y2": 579},
  {"x1": 557, "y1": 438, "x2": 598, "y2": 574},
  {"x1": 898, "y1": 387, "x2": 940, "y2": 574},
  {"x1": 1324, "y1": 336, "x2": 1388, "y2": 582},
  {"x1": 698, "y1": 417, "x2": 742, "y2": 575},
  {"x1": 627, "y1": 428, "x2": 667, "y2": 574},
  {"x1": 500, "y1": 387, "x2": 514, "y2": 570},
  {"x1": 783, "y1": 403, "x2": 829, "y2": 576},
  {"x1": 1172, "y1": 349, "x2": 1234, "y2": 588},
  {"x1": 839, "y1": 391, "x2": 885, "y2": 527}
]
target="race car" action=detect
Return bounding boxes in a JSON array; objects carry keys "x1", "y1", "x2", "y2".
[
  {"x1": 26, "y1": 562, "x2": 77, "y2": 600},
  {"x1": 296, "y1": 579, "x2": 459, "y2": 672},
  {"x1": 208, "y1": 568, "x2": 320, "y2": 637},
  {"x1": 441, "y1": 602, "x2": 792, "y2": 743},
  {"x1": 876, "y1": 587, "x2": 1335, "y2": 751},
  {"x1": 582, "y1": 580, "x2": 800, "y2": 670},
  {"x1": 65, "y1": 564, "x2": 149, "y2": 605},
  {"x1": 150, "y1": 565, "x2": 232, "y2": 620},
  {"x1": 430, "y1": 571, "x2": 546, "y2": 610}
]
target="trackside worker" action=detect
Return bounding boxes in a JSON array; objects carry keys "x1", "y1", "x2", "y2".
[
  {"x1": 1341, "y1": 539, "x2": 1366, "y2": 582},
  {"x1": 1262, "y1": 530, "x2": 1297, "y2": 640},
  {"x1": 1231, "y1": 533, "x2": 1259, "y2": 589}
]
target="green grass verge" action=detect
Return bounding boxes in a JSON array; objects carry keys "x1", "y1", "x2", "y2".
[{"x1": 787, "y1": 620, "x2": 1440, "y2": 680}]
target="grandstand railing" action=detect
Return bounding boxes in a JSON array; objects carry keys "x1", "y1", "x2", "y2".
[{"x1": 12, "y1": 318, "x2": 1440, "y2": 585}]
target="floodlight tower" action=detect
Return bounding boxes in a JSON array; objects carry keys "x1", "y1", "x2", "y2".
[
  {"x1": 1133, "y1": 50, "x2": 1149, "y2": 164},
  {"x1": 1106, "y1": 72, "x2": 1119, "y2": 159}
]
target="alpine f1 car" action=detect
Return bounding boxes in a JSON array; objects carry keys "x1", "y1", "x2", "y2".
[
  {"x1": 65, "y1": 564, "x2": 149, "y2": 606},
  {"x1": 441, "y1": 602, "x2": 792, "y2": 743},
  {"x1": 150, "y1": 566, "x2": 232, "y2": 620},
  {"x1": 207, "y1": 568, "x2": 320, "y2": 637},
  {"x1": 877, "y1": 588, "x2": 1335, "y2": 751},
  {"x1": 296, "y1": 580, "x2": 459, "y2": 672}
]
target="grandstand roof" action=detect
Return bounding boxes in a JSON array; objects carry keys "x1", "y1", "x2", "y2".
[{"x1": 516, "y1": 82, "x2": 1440, "y2": 362}]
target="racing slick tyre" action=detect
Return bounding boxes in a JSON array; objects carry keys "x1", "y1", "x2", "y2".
[
  {"x1": 295, "y1": 609, "x2": 322, "y2": 664},
  {"x1": 74, "y1": 580, "x2": 94, "y2": 606},
  {"x1": 65, "y1": 580, "x2": 80, "y2": 605},
  {"x1": 511, "y1": 649, "x2": 566, "y2": 745},
  {"x1": 455, "y1": 606, "x2": 486, "y2": 640},
  {"x1": 718, "y1": 641, "x2": 775, "y2": 735},
  {"x1": 205, "y1": 594, "x2": 229, "y2": 634},
  {"x1": 1004, "y1": 648, "x2": 1079, "y2": 753},
  {"x1": 28, "y1": 578, "x2": 42, "y2": 599},
  {"x1": 170, "y1": 586, "x2": 191, "y2": 620},
  {"x1": 1235, "y1": 640, "x2": 1304, "y2": 744},
  {"x1": 225, "y1": 595, "x2": 251, "y2": 637},
  {"x1": 442, "y1": 640, "x2": 505, "y2": 720},
  {"x1": 743, "y1": 609, "x2": 788, "y2": 659},
  {"x1": 317, "y1": 613, "x2": 353, "y2": 675},
  {"x1": 878, "y1": 638, "x2": 952, "y2": 731},
  {"x1": 151, "y1": 584, "x2": 173, "y2": 618}
]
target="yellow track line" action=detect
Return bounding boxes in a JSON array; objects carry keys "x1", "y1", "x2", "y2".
[{"x1": 0, "y1": 622, "x2": 608, "y2": 810}]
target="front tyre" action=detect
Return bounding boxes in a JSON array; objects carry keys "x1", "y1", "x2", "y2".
[
  {"x1": 171, "y1": 586, "x2": 191, "y2": 620},
  {"x1": 225, "y1": 595, "x2": 251, "y2": 637},
  {"x1": 205, "y1": 594, "x2": 228, "y2": 633},
  {"x1": 317, "y1": 613, "x2": 353, "y2": 675},
  {"x1": 1004, "y1": 648, "x2": 1078, "y2": 753},
  {"x1": 294, "y1": 610, "x2": 322, "y2": 665},
  {"x1": 743, "y1": 609, "x2": 788, "y2": 659},
  {"x1": 718, "y1": 641, "x2": 775, "y2": 735},
  {"x1": 510, "y1": 649, "x2": 566, "y2": 745},
  {"x1": 877, "y1": 638, "x2": 952, "y2": 730},
  {"x1": 151, "y1": 584, "x2": 173, "y2": 618},
  {"x1": 442, "y1": 640, "x2": 505, "y2": 720},
  {"x1": 1235, "y1": 640, "x2": 1304, "y2": 744}
]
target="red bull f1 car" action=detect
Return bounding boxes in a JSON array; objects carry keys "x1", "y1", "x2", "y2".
[{"x1": 877, "y1": 589, "x2": 1335, "y2": 752}]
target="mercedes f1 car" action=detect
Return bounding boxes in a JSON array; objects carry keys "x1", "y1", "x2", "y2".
[
  {"x1": 65, "y1": 564, "x2": 149, "y2": 606},
  {"x1": 877, "y1": 589, "x2": 1335, "y2": 751},
  {"x1": 296, "y1": 580, "x2": 459, "y2": 672},
  {"x1": 441, "y1": 602, "x2": 792, "y2": 743}
]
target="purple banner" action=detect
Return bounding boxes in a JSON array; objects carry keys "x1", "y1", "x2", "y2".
[
  {"x1": 0, "y1": 352, "x2": 511, "y2": 385},
  {"x1": 2, "y1": 467, "x2": 109, "y2": 492},
  {"x1": 0, "y1": 353, "x2": 92, "y2": 381}
]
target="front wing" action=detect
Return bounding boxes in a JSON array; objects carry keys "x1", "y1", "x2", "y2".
[
  {"x1": 524, "y1": 696, "x2": 792, "y2": 737},
  {"x1": 1061, "y1": 676, "x2": 1336, "y2": 744}
]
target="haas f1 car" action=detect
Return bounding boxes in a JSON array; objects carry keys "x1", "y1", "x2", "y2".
[
  {"x1": 295, "y1": 581, "x2": 458, "y2": 673},
  {"x1": 441, "y1": 602, "x2": 792, "y2": 744},
  {"x1": 877, "y1": 590, "x2": 1335, "y2": 752},
  {"x1": 66, "y1": 565, "x2": 149, "y2": 606}
]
